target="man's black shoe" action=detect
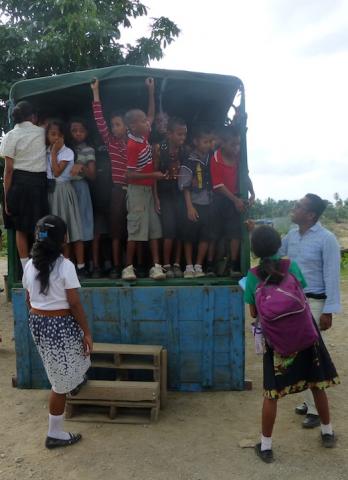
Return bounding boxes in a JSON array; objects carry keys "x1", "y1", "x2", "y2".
[
  {"x1": 295, "y1": 403, "x2": 308, "y2": 415},
  {"x1": 302, "y1": 414, "x2": 320, "y2": 428}
]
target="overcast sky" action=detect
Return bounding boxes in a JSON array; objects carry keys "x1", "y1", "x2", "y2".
[{"x1": 122, "y1": 0, "x2": 348, "y2": 201}]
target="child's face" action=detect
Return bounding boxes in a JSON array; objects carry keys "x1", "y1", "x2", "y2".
[
  {"x1": 47, "y1": 126, "x2": 63, "y2": 145},
  {"x1": 155, "y1": 112, "x2": 169, "y2": 135},
  {"x1": 70, "y1": 122, "x2": 87, "y2": 144},
  {"x1": 193, "y1": 134, "x2": 211, "y2": 155},
  {"x1": 209, "y1": 133, "x2": 217, "y2": 151},
  {"x1": 111, "y1": 116, "x2": 127, "y2": 139},
  {"x1": 167, "y1": 125, "x2": 187, "y2": 147},
  {"x1": 221, "y1": 135, "x2": 241, "y2": 156},
  {"x1": 131, "y1": 112, "x2": 150, "y2": 137}
]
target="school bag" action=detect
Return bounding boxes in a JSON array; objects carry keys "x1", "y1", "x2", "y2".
[{"x1": 251, "y1": 259, "x2": 318, "y2": 356}]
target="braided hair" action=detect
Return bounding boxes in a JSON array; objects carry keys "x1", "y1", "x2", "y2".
[
  {"x1": 31, "y1": 215, "x2": 67, "y2": 295},
  {"x1": 251, "y1": 225, "x2": 284, "y2": 284}
]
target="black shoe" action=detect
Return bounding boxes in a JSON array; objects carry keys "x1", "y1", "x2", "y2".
[
  {"x1": 45, "y1": 433, "x2": 82, "y2": 449},
  {"x1": 321, "y1": 432, "x2": 336, "y2": 448},
  {"x1": 76, "y1": 266, "x2": 88, "y2": 280},
  {"x1": 109, "y1": 266, "x2": 122, "y2": 279},
  {"x1": 302, "y1": 414, "x2": 320, "y2": 429},
  {"x1": 255, "y1": 442, "x2": 274, "y2": 463},
  {"x1": 206, "y1": 261, "x2": 216, "y2": 277},
  {"x1": 295, "y1": 403, "x2": 308, "y2": 415},
  {"x1": 91, "y1": 267, "x2": 102, "y2": 279}
]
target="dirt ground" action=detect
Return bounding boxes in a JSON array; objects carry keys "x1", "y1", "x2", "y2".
[{"x1": 0, "y1": 258, "x2": 347, "y2": 480}]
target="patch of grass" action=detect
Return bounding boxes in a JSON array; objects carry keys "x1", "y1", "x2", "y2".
[{"x1": 0, "y1": 229, "x2": 7, "y2": 257}]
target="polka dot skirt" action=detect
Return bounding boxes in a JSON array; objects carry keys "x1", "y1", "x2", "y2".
[{"x1": 29, "y1": 313, "x2": 91, "y2": 394}]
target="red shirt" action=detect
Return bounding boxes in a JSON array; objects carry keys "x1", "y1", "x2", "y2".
[
  {"x1": 210, "y1": 148, "x2": 239, "y2": 194},
  {"x1": 92, "y1": 101, "x2": 127, "y2": 185},
  {"x1": 127, "y1": 133, "x2": 154, "y2": 186}
]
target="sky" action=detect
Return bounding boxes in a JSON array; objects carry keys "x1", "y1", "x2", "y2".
[{"x1": 121, "y1": 0, "x2": 348, "y2": 201}]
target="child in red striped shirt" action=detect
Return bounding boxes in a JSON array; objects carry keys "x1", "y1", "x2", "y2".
[{"x1": 91, "y1": 78, "x2": 128, "y2": 279}]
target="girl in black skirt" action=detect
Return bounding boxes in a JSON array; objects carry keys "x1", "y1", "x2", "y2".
[
  {"x1": 0, "y1": 101, "x2": 48, "y2": 271},
  {"x1": 244, "y1": 226, "x2": 339, "y2": 463}
]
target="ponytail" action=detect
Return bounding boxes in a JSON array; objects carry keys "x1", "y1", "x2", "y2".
[
  {"x1": 257, "y1": 257, "x2": 284, "y2": 284},
  {"x1": 32, "y1": 215, "x2": 67, "y2": 295}
]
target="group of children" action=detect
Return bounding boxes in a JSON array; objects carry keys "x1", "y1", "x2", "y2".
[{"x1": 2, "y1": 77, "x2": 255, "y2": 281}]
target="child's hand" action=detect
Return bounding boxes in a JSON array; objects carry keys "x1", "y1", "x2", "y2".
[
  {"x1": 83, "y1": 332, "x2": 93, "y2": 356},
  {"x1": 234, "y1": 197, "x2": 246, "y2": 213},
  {"x1": 145, "y1": 77, "x2": 155, "y2": 91},
  {"x1": 152, "y1": 171, "x2": 168, "y2": 180},
  {"x1": 71, "y1": 164, "x2": 84, "y2": 177},
  {"x1": 51, "y1": 138, "x2": 64, "y2": 154},
  {"x1": 90, "y1": 78, "x2": 99, "y2": 91},
  {"x1": 244, "y1": 219, "x2": 256, "y2": 232},
  {"x1": 248, "y1": 193, "x2": 255, "y2": 206},
  {"x1": 188, "y1": 206, "x2": 199, "y2": 222}
]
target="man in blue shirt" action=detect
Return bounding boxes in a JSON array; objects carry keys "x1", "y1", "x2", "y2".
[{"x1": 279, "y1": 193, "x2": 341, "y2": 428}]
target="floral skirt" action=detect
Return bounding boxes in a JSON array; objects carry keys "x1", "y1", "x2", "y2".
[
  {"x1": 263, "y1": 325, "x2": 340, "y2": 399},
  {"x1": 29, "y1": 312, "x2": 90, "y2": 394}
]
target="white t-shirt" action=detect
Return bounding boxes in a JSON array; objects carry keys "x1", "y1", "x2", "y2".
[
  {"x1": 0, "y1": 121, "x2": 46, "y2": 172},
  {"x1": 46, "y1": 145, "x2": 75, "y2": 182},
  {"x1": 22, "y1": 256, "x2": 81, "y2": 310}
]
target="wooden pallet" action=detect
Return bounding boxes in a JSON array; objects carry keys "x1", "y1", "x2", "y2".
[
  {"x1": 90, "y1": 343, "x2": 167, "y2": 408},
  {"x1": 66, "y1": 380, "x2": 160, "y2": 423}
]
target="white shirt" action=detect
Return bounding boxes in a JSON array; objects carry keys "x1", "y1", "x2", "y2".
[
  {"x1": 22, "y1": 256, "x2": 81, "y2": 310},
  {"x1": 0, "y1": 121, "x2": 46, "y2": 172},
  {"x1": 46, "y1": 145, "x2": 75, "y2": 182}
]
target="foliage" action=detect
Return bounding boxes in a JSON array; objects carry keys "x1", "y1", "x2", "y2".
[
  {"x1": 250, "y1": 196, "x2": 348, "y2": 224},
  {"x1": 0, "y1": 228, "x2": 7, "y2": 257},
  {"x1": 0, "y1": 0, "x2": 180, "y2": 129}
]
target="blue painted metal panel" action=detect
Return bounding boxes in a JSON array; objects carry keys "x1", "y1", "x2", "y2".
[{"x1": 12, "y1": 285, "x2": 245, "y2": 391}]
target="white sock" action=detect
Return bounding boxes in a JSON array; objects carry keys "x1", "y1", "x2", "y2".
[
  {"x1": 194, "y1": 264, "x2": 203, "y2": 270},
  {"x1": 163, "y1": 264, "x2": 171, "y2": 269},
  {"x1": 20, "y1": 257, "x2": 29, "y2": 270},
  {"x1": 48, "y1": 414, "x2": 70, "y2": 440},
  {"x1": 185, "y1": 264, "x2": 194, "y2": 272},
  {"x1": 154, "y1": 263, "x2": 162, "y2": 268},
  {"x1": 77, "y1": 263, "x2": 85, "y2": 269},
  {"x1": 261, "y1": 434, "x2": 272, "y2": 451},
  {"x1": 321, "y1": 423, "x2": 333, "y2": 435}
]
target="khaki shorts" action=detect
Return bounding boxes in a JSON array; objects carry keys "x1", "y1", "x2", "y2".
[{"x1": 126, "y1": 184, "x2": 162, "y2": 241}]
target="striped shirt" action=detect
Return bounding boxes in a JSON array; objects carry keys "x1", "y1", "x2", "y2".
[
  {"x1": 92, "y1": 101, "x2": 127, "y2": 185},
  {"x1": 278, "y1": 222, "x2": 341, "y2": 314},
  {"x1": 127, "y1": 133, "x2": 154, "y2": 187}
]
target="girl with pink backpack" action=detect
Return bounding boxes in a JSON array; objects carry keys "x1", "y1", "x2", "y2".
[{"x1": 244, "y1": 225, "x2": 339, "y2": 463}]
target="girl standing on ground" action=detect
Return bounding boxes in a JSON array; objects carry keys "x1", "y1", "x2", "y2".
[
  {"x1": 23, "y1": 215, "x2": 92, "y2": 449},
  {"x1": 0, "y1": 101, "x2": 48, "y2": 271},
  {"x1": 245, "y1": 225, "x2": 339, "y2": 463},
  {"x1": 46, "y1": 120, "x2": 85, "y2": 278}
]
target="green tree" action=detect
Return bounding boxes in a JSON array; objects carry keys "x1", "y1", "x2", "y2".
[{"x1": 0, "y1": 0, "x2": 180, "y2": 127}]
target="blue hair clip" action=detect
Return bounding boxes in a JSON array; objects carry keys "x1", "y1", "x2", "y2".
[{"x1": 37, "y1": 230, "x2": 48, "y2": 240}]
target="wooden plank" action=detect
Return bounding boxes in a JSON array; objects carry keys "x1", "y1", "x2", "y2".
[
  {"x1": 93, "y1": 342, "x2": 163, "y2": 356},
  {"x1": 160, "y1": 349, "x2": 168, "y2": 409},
  {"x1": 67, "y1": 380, "x2": 160, "y2": 402},
  {"x1": 91, "y1": 359, "x2": 159, "y2": 370},
  {"x1": 66, "y1": 400, "x2": 157, "y2": 408},
  {"x1": 65, "y1": 404, "x2": 155, "y2": 424}
]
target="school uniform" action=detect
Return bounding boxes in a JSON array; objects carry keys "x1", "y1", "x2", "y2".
[
  {"x1": 178, "y1": 151, "x2": 212, "y2": 243},
  {"x1": 23, "y1": 256, "x2": 90, "y2": 394},
  {"x1": 244, "y1": 257, "x2": 339, "y2": 400},
  {"x1": 71, "y1": 143, "x2": 95, "y2": 241},
  {"x1": 126, "y1": 133, "x2": 162, "y2": 241},
  {"x1": 156, "y1": 141, "x2": 185, "y2": 239},
  {"x1": 0, "y1": 121, "x2": 48, "y2": 232},
  {"x1": 47, "y1": 145, "x2": 83, "y2": 243}
]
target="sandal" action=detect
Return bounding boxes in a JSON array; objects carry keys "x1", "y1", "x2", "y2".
[
  {"x1": 255, "y1": 442, "x2": 274, "y2": 463},
  {"x1": 69, "y1": 374, "x2": 88, "y2": 396},
  {"x1": 45, "y1": 432, "x2": 82, "y2": 449}
]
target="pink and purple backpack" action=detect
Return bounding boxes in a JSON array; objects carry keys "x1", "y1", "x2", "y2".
[{"x1": 251, "y1": 259, "x2": 318, "y2": 356}]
